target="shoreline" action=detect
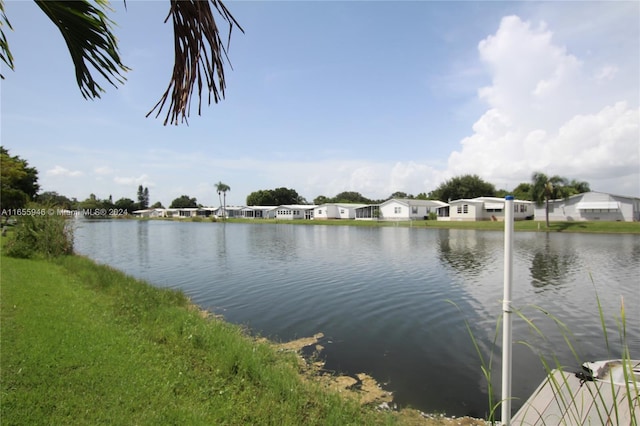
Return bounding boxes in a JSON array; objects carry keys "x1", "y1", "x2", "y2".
[
  {"x1": 124, "y1": 215, "x2": 640, "y2": 234},
  {"x1": 1, "y1": 246, "x2": 490, "y2": 425}
]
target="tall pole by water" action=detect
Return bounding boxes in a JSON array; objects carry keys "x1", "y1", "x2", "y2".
[{"x1": 501, "y1": 195, "x2": 514, "y2": 425}]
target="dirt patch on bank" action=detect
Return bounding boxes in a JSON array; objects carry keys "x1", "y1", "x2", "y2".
[{"x1": 273, "y1": 333, "x2": 489, "y2": 426}]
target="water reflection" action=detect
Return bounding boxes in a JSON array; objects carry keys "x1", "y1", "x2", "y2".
[
  {"x1": 136, "y1": 220, "x2": 149, "y2": 268},
  {"x1": 529, "y1": 234, "x2": 578, "y2": 289},
  {"x1": 437, "y1": 229, "x2": 494, "y2": 277},
  {"x1": 73, "y1": 221, "x2": 640, "y2": 419}
]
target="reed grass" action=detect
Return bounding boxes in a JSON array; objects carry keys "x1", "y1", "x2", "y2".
[{"x1": 455, "y1": 277, "x2": 638, "y2": 425}]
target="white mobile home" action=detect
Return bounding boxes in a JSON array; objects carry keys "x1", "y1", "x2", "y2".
[
  {"x1": 242, "y1": 206, "x2": 277, "y2": 219},
  {"x1": 275, "y1": 205, "x2": 316, "y2": 220},
  {"x1": 132, "y1": 208, "x2": 166, "y2": 218},
  {"x1": 533, "y1": 191, "x2": 640, "y2": 222},
  {"x1": 379, "y1": 199, "x2": 447, "y2": 221},
  {"x1": 437, "y1": 197, "x2": 533, "y2": 221},
  {"x1": 314, "y1": 203, "x2": 370, "y2": 220}
]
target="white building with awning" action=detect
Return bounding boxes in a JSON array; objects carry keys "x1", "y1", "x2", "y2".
[
  {"x1": 437, "y1": 197, "x2": 534, "y2": 221},
  {"x1": 533, "y1": 191, "x2": 640, "y2": 222}
]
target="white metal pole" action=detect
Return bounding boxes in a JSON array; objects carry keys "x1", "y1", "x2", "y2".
[{"x1": 501, "y1": 195, "x2": 514, "y2": 426}]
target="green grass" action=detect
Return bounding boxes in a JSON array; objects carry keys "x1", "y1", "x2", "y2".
[
  {"x1": 1, "y1": 252, "x2": 399, "y2": 425},
  {"x1": 221, "y1": 218, "x2": 640, "y2": 234}
]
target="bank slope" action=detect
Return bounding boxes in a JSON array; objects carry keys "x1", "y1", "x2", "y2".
[{"x1": 1, "y1": 254, "x2": 387, "y2": 425}]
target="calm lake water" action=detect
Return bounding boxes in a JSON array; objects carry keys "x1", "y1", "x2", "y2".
[{"x1": 73, "y1": 220, "x2": 640, "y2": 418}]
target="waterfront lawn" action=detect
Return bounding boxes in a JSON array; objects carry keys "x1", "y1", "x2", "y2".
[{"x1": 1, "y1": 253, "x2": 392, "y2": 425}]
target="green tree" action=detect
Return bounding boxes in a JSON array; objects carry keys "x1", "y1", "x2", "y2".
[
  {"x1": 332, "y1": 191, "x2": 372, "y2": 204},
  {"x1": 567, "y1": 179, "x2": 591, "y2": 195},
  {"x1": 114, "y1": 197, "x2": 136, "y2": 214},
  {"x1": 0, "y1": 0, "x2": 243, "y2": 125},
  {"x1": 136, "y1": 185, "x2": 149, "y2": 209},
  {"x1": 389, "y1": 191, "x2": 413, "y2": 200},
  {"x1": 530, "y1": 172, "x2": 570, "y2": 228},
  {"x1": 36, "y1": 191, "x2": 74, "y2": 209},
  {"x1": 247, "y1": 189, "x2": 276, "y2": 206},
  {"x1": 428, "y1": 174, "x2": 496, "y2": 202},
  {"x1": 1, "y1": 147, "x2": 40, "y2": 212},
  {"x1": 77, "y1": 193, "x2": 110, "y2": 217},
  {"x1": 150, "y1": 201, "x2": 164, "y2": 209},
  {"x1": 247, "y1": 187, "x2": 304, "y2": 206},
  {"x1": 271, "y1": 187, "x2": 304, "y2": 205},
  {"x1": 215, "y1": 181, "x2": 230, "y2": 218},
  {"x1": 512, "y1": 183, "x2": 532, "y2": 201},
  {"x1": 170, "y1": 195, "x2": 197, "y2": 208},
  {"x1": 313, "y1": 195, "x2": 329, "y2": 205}
]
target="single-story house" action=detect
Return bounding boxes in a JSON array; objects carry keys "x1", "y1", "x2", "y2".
[
  {"x1": 436, "y1": 197, "x2": 534, "y2": 221},
  {"x1": 533, "y1": 191, "x2": 640, "y2": 222},
  {"x1": 379, "y1": 199, "x2": 448, "y2": 221},
  {"x1": 314, "y1": 203, "x2": 372, "y2": 220},
  {"x1": 132, "y1": 208, "x2": 166, "y2": 218},
  {"x1": 275, "y1": 205, "x2": 316, "y2": 220},
  {"x1": 241, "y1": 206, "x2": 277, "y2": 219}
]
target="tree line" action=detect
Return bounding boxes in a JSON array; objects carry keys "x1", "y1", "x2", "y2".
[{"x1": 2, "y1": 147, "x2": 592, "y2": 222}]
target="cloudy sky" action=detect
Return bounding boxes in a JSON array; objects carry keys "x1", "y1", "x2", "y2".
[{"x1": 2, "y1": 1, "x2": 638, "y2": 207}]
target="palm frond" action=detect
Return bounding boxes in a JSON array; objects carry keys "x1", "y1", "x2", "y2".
[
  {"x1": 35, "y1": 0, "x2": 129, "y2": 99},
  {"x1": 0, "y1": 0, "x2": 14, "y2": 79},
  {"x1": 147, "y1": 0, "x2": 244, "y2": 126}
]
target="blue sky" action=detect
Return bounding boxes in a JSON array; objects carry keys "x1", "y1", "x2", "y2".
[{"x1": 2, "y1": 1, "x2": 638, "y2": 207}]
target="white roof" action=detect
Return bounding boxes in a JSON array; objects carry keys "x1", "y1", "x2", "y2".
[
  {"x1": 278, "y1": 205, "x2": 317, "y2": 210},
  {"x1": 381, "y1": 198, "x2": 447, "y2": 207}
]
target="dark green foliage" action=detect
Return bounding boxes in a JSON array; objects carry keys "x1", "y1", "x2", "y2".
[
  {"x1": 246, "y1": 187, "x2": 305, "y2": 205},
  {"x1": 5, "y1": 203, "x2": 73, "y2": 258},
  {"x1": 428, "y1": 174, "x2": 496, "y2": 202},
  {"x1": 170, "y1": 195, "x2": 198, "y2": 208},
  {"x1": 389, "y1": 191, "x2": 414, "y2": 200},
  {"x1": 137, "y1": 185, "x2": 150, "y2": 209},
  {"x1": 36, "y1": 191, "x2": 75, "y2": 209},
  {"x1": 313, "y1": 191, "x2": 374, "y2": 204},
  {"x1": 34, "y1": 0, "x2": 129, "y2": 99},
  {"x1": 0, "y1": 147, "x2": 40, "y2": 211},
  {"x1": 332, "y1": 191, "x2": 372, "y2": 203},
  {"x1": 115, "y1": 197, "x2": 136, "y2": 213}
]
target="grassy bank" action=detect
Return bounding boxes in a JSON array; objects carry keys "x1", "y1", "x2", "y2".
[
  {"x1": 221, "y1": 218, "x2": 640, "y2": 234},
  {"x1": 1, "y1": 249, "x2": 484, "y2": 425},
  {"x1": 0, "y1": 254, "x2": 380, "y2": 424}
]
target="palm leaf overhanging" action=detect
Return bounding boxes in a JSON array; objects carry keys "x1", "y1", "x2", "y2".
[
  {"x1": 147, "y1": 0, "x2": 244, "y2": 126},
  {"x1": 0, "y1": 0, "x2": 14, "y2": 78},
  {"x1": 0, "y1": 0, "x2": 13, "y2": 80},
  {"x1": 35, "y1": 0, "x2": 129, "y2": 99}
]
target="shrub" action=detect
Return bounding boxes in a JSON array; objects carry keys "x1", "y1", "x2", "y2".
[{"x1": 5, "y1": 203, "x2": 73, "y2": 258}]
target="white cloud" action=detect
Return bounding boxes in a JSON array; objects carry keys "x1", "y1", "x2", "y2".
[
  {"x1": 94, "y1": 166, "x2": 115, "y2": 175},
  {"x1": 46, "y1": 165, "x2": 83, "y2": 177},
  {"x1": 448, "y1": 15, "x2": 639, "y2": 194},
  {"x1": 113, "y1": 174, "x2": 153, "y2": 187},
  {"x1": 594, "y1": 65, "x2": 618, "y2": 82}
]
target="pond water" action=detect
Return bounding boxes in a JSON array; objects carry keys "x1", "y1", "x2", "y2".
[{"x1": 73, "y1": 220, "x2": 640, "y2": 418}]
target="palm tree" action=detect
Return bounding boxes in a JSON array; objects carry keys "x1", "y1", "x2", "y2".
[
  {"x1": 530, "y1": 172, "x2": 569, "y2": 228},
  {"x1": 215, "y1": 181, "x2": 230, "y2": 219},
  {"x1": 0, "y1": 0, "x2": 243, "y2": 126},
  {"x1": 567, "y1": 179, "x2": 591, "y2": 195}
]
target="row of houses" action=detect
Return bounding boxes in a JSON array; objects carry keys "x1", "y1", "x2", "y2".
[{"x1": 133, "y1": 192, "x2": 640, "y2": 222}]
